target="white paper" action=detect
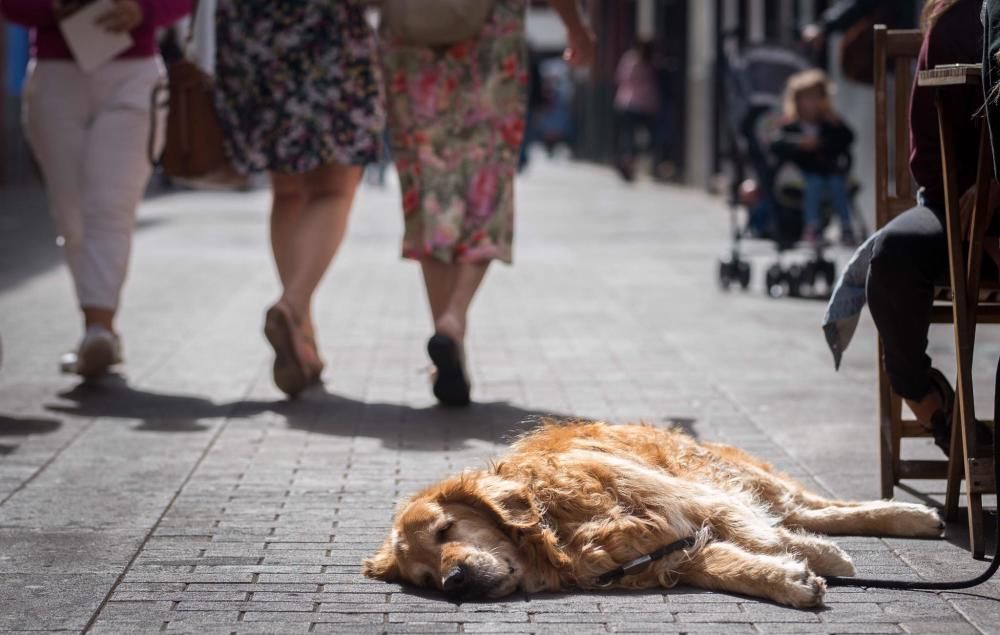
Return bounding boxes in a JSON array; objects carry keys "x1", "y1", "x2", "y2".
[{"x1": 59, "y1": 0, "x2": 134, "y2": 73}]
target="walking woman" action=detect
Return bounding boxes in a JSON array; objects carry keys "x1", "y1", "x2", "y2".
[
  {"x1": 214, "y1": 2, "x2": 384, "y2": 397},
  {"x1": 380, "y1": 0, "x2": 594, "y2": 406},
  {"x1": 2, "y1": 0, "x2": 191, "y2": 377}
]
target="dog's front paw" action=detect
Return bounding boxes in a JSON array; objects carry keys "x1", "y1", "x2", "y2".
[
  {"x1": 890, "y1": 503, "x2": 944, "y2": 538},
  {"x1": 776, "y1": 561, "x2": 826, "y2": 609}
]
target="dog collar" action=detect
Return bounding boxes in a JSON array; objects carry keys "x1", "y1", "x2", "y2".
[{"x1": 594, "y1": 535, "x2": 700, "y2": 588}]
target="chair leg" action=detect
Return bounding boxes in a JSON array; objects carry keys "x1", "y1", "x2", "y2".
[
  {"x1": 878, "y1": 344, "x2": 897, "y2": 499},
  {"x1": 967, "y1": 483, "x2": 986, "y2": 559},
  {"x1": 957, "y1": 349, "x2": 986, "y2": 558},
  {"x1": 945, "y1": 410, "x2": 963, "y2": 522},
  {"x1": 937, "y1": 91, "x2": 986, "y2": 556}
]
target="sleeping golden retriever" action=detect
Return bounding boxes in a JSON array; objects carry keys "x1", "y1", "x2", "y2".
[{"x1": 363, "y1": 421, "x2": 943, "y2": 608}]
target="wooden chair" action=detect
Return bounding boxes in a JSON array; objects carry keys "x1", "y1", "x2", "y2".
[
  {"x1": 874, "y1": 26, "x2": 999, "y2": 557},
  {"x1": 874, "y1": 26, "x2": 938, "y2": 498}
]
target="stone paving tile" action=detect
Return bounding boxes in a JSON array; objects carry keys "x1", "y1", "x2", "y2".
[{"x1": 2, "y1": 162, "x2": 999, "y2": 633}]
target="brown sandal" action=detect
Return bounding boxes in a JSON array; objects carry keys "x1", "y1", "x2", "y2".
[{"x1": 264, "y1": 300, "x2": 321, "y2": 397}]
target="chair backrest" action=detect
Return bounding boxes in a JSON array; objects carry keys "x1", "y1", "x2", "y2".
[{"x1": 873, "y1": 26, "x2": 925, "y2": 229}]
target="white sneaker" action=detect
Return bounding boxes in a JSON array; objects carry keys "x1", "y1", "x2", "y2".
[{"x1": 60, "y1": 326, "x2": 122, "y2": 378}]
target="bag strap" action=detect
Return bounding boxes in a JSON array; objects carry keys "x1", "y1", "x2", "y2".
[{"x1": 184, "y1": 0, "x2": 201, "y2": 54}]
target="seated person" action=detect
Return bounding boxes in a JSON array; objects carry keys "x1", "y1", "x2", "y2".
[
  {"x1": 770, "y1": 70, "x2": 857, "y2": 246},
  {"x1": 867, "y1": 0, "x2": 995, "y2": 455}
]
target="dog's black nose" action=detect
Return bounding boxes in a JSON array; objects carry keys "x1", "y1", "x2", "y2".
[{"x1": 442, "y1": 565, "x2": 468, "y2": 595}]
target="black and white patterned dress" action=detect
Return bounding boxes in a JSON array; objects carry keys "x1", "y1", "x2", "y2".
[{"x1": 214, "y1": 0, "x2": 385, "y2": 174}]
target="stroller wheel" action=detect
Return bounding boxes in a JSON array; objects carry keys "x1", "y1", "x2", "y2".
[
  {"x1": 765, "y1": 264, "x2": 785, "y2": 298},
  {"x1": 718, "y1": 260, "x2": 733, "y2": 291},
  {"x1": 820, "y1": 259, "x2": 837, "y2": 288},
  {"x1": 787, "y1": 264, "x2": 804, "y2": 298},
  {"x1": 737, "y1": 261, "x2": 751, "y2": 290},
  {"x1": 803, "y1": 261, "x2": 818, "y2": 288}
]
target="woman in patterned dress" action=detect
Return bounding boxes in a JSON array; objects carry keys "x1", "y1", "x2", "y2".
[
  {"x1": 215, "y1": 1, "x2": 384, "y2": 397},
  {"x1": 380, "y1": 0, "x2": 594, "y2": 406}
]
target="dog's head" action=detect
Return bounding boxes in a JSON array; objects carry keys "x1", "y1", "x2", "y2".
[{"x1": 363, "y1": 472, "x2": 564, "y2": 600}]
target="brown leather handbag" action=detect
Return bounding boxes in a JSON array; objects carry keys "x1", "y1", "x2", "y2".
[{"x1": 149, "y1": 1, "x2": 238, "y2": 183}]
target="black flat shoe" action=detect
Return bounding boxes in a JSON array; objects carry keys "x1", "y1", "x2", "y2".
[
  {"x1": 427, "y1": 334, "x2": 471, "y2": 407},
  {"x1": 927, "y1": 368, "x2": 955, "y2": 456},
  {"x1": 926, "y1": 368, "x2": 994, "y2": 456}
]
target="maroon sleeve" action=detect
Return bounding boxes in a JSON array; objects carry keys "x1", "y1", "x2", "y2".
[
  {"x1": 0, "y1": 0, "x2": 57, "y2": 27},
  {"x1": 908, "y1": 4, "x2": 983, "y2": 209},
  {"x1": 136, "y1": 0, "x2": 192, "y2": 29}
]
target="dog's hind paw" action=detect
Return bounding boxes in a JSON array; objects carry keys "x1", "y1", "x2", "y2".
[
  {"x1": 890, "y1": 503, "x2": 944, "y2": 538},
  {"x1": 818, "y1": 545, "x2": 855, "y2": 577},
  {"x1": 778, "y1": 561, "x2": 826, "y2": 609}
]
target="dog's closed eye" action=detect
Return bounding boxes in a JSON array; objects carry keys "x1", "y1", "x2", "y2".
[{"x1": 435, "y1": 521, "x2": 454, "y2": 543}]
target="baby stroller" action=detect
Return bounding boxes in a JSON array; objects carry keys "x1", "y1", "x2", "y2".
[{"x1": 717, "y1": 39, "x2": 868, "y2": 298}]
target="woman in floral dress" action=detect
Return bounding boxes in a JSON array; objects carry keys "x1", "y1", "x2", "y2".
[
  {"x1": 381, "y1": 0, "x2": 594, "y2": 406},
  {"x1": 215, "y1": 1, "x2": 384, "y2": 397}
]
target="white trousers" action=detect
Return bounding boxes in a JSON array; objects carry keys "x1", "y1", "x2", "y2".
[{"x1": 23, "y1": 58, "x2": 164, "y2": 311}]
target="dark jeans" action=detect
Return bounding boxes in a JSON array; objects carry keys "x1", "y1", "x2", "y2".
[
  {"x1": 616, "y1": 109, "x2": 657, "y2": 161},
  {"x1": 867, "y1": 202, "x2": 999, "y2": 400}
]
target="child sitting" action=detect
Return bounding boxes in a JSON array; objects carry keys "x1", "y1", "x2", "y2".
[{"x1": 770, "y1": 70, "x2": 856, "y2": 246}]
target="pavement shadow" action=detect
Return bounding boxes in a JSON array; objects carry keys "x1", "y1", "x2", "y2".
[
  {"x1": 46, "y1": 376, "x2": 230, "y2": 432},
  {"x1": 252, "y1": 386, "x2": 574, "y2": 451},
  {"x1": 42, "y1": 379, "x2": 590, "y2": 449},
  {"x1": 44, "y1": 379, "x2": 699, "y2": 451},
  {"x1": 0, "y1": 415, "x2": 62, "y2": 436},
  {"x1": 0, "y1": 415, "x2": 62, "y2": 455},
  {"x1": 941, "y1": 510, "x2": 998, "y2": 556}
]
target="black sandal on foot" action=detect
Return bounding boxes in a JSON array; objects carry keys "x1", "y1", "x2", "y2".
[
  {"x1": 926, "y1": 368, "x2": 995, "y2": 456},
  {"x1": 927, "y1": 368, "x2": 955, "y2": 456},
  {"x1": 427, "y1": 333, "x2": 471, "y2": 407}
]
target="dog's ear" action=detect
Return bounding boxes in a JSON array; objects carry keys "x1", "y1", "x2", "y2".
[
  {"x1": 436, "y1": 473, "x2": 572, "y2": 570},
  {"x1": 363, "y1": 537, "x2": 401, "y2": 582},
  {"x1": 435, "y1": 473, "x2": 538, "y2": 529}
]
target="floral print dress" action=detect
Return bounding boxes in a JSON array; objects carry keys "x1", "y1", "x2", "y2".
[
  {"x1": 381, "y1": 0, "x2": 527, "y2": 264},
  {"x1": 214, "y1": 0, "x2": 384, "y2": 174}
]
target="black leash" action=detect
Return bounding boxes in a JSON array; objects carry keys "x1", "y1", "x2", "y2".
[
  {"x1": 825, "y1": 354, "x2": 1000, "y2": 590},
  {"x1": 599, "y1": 356, "x2": 1000, "y2": 592},
  {"x1": 595, "y1": 536, "x2": 700, "y2": 587}
]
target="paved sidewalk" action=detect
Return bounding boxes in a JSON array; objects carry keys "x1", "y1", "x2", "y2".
[{"x1": 1, "y1": 158, "x2": 999, "y2": 634}]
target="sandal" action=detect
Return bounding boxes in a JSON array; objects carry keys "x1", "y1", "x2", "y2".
[
  {"x1": 926, "y1": 368, "x2": 955, "y2": 456},
  {"x1": 264, "y1": 301, "x2": 321, "y2": 397},
  {"x1": 427, "y1": 333, "x2": 471, "y2": 407},
  {"x1": 925, "y1": 368, "x2": 995, "y2": 456}
]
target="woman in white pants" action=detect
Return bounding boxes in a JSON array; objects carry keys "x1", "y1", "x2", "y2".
[{"x1": 2, "y1": 0, "x2": 190, "y2": 377}]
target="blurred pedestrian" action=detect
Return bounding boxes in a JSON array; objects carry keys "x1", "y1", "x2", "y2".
[
  {"x1": 801, "y1": 0, "x2": 918, "y2": 81},
  {"x1": 770, "y1": 70, "x2": 856, "y2": 246},
  {"x1": 801, "y1": 1, "x2": 919, "y2": 230},
  {"x1": 2, "y1": 0, "x2": 191, "y2": 378},
  {"x1": 379, "y1": 0, "x2": 594, "y2": 406},
  {"x1": 214, "y1": 1, "x2": 384, "y2": 397},
  {"x1": 613, "y1": 40, "x2": 659, "y2": 182}
]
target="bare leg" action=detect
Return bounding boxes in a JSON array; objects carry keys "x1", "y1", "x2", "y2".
[
  {"x1": 680, "y1": 541, "x2": 826, "y2": 608},
  {"x1": 269, "y1": 176, "x2": 306, "y2": 291},
  {"x1": 82, "y1": 307, "x2": 115, "y2": 333},
  {"x1": 421, "y1": 261, "x2": 486, "y2": 406},
  {"x1": 270, "y1": 163, "x2": 361, "y2": 334},
  {"x1": 435, "y1": 262, "x2": 489, "y2": 341},
  {"x1": 420, "y1": 258, "x2": 458, "y2": 323}
]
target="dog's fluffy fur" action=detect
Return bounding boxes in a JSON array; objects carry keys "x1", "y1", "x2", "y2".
[{"x1": 364, "y1": 421, "x2": 943, "y2": 607}]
